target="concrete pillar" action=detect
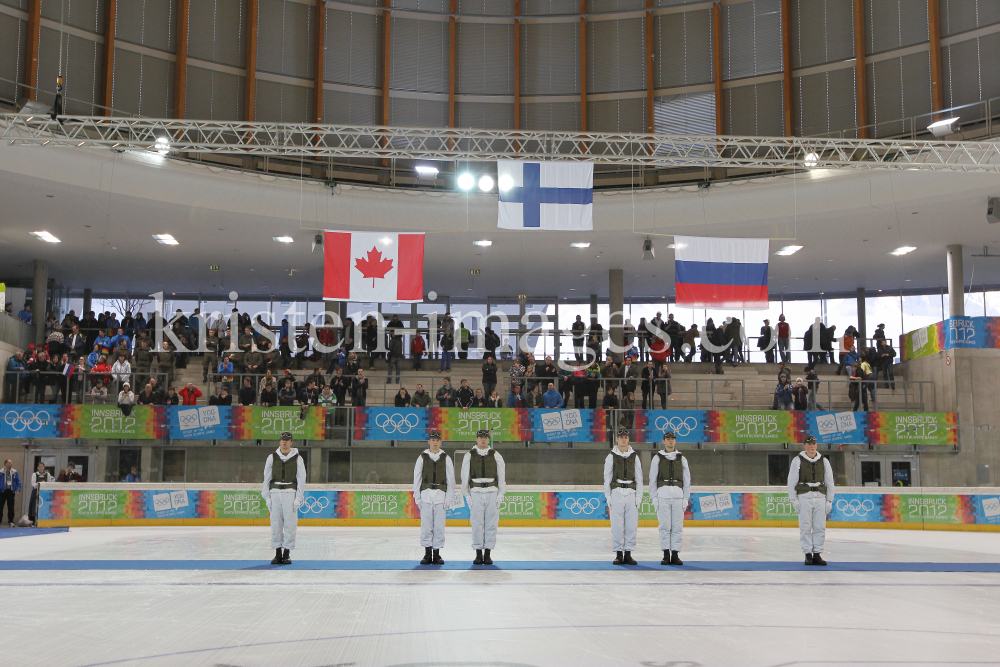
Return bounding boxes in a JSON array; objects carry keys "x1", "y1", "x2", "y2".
[
  {"x1": 140, "y1": 446, "x2": 159, "y2": 482},
  {"x1": 82, "y1": 288, "x2": 93, "y2": 315},
  {"x1": 609, "y1": 269, "x2": 624, "y2": 361},
  {"x1": 590, "y1": 294, "x2": 598, "y2": 325},
  {"x1": 856, "y1": 287, "x2": 866, "y2": 351},
  {"x1": 309, "y1": 447, "x2": 324, "y2": 483},
  {"x1": 32, "y1": 259, "x2": 48, "y2": 347},
  {"x1": 947, "y1": 244, "x2": 964, "y2": 317}
]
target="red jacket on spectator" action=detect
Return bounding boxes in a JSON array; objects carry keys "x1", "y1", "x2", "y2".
[
  {"x1": 777, "y1": 321, "x2": 791, "y2": 338},
  {"x1": 178, "y1": 385, "x2": 203, "y2": 405},
  {"x1": 650, "y1": 336, "x2": 669, "y2": 363},
  {"x1": 91, "y1": 362, "x2": 112, "y2": 385},
  {"x1": 410, "y1": 336, "x2": 426, "y2": 355}
]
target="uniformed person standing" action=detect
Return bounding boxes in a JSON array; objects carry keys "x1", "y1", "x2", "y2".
[
  {"x1": 604, "y1": 429, "x2": 643, "y2": 565},
  {"x1": 648, "y1": 430, "x2": 690, "y2": 565},
  {"x1": 787, "y1": 435, "x2": 835, "y2": 565},
  {"x1": 413, "y1": 430, "x2": 454, "y2": 565},
  {"x1": 261, "y1": 431, "x2": 306, "y2": 565},
  {"x1": 461, "y1": 429, "x2": 506, "y2": 565}
]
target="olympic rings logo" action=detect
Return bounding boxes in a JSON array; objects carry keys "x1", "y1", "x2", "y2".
[
  {"x1": 299, "y1": 496, "x2": 331, "y2": 514},
  {"x1": 563, "y1": 497, "x2": 602, "y2": 515},
  {"x1": 3, "y1": 410, "x2": 53, "y2": 432},
  {"x1": 651, "y1": 416, "x2": 699, "y2": 437},
  {"x1": 835, "y1": 499, "x2": 875, "y2": 516},
  {"x1": 373, "y1": 413, "x2": 420, "y2": 434}
]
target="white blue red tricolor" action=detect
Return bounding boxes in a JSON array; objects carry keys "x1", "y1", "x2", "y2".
[{"x1": 673, "y1": 236, "x2": 770, "y2": 309}]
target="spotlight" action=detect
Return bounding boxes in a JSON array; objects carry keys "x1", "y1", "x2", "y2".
[
  {"x1": 457, "y1": 173, "x2": 474, "y2": 190},
  {"x1": 479, "y1": 175, "x2": 494, "y2": 192},
  {"x1": 155, "y1": 137, "x2": 169, "y2": 155},
  {"x1": 498, "y1": 175, "x2": 514, "y2": 191},
  {"x1": 415, "y1": 165, "x2": 439, "y2": 180},
  {"x1": 927, "y1": 117, "x2": 959, "y2": 137},
  {"x1": 804, "y1": 152, "x2": 819, "y2": 167}
]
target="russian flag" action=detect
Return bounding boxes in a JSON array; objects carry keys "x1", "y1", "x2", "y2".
[
  {"x1": 674, "y1": 236, "x2": 770, "y2": 309},
  {"x1": 62, "y1": 364, "x2": 74, "y2": 378}
]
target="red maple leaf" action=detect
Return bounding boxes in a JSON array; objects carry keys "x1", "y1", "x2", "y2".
[{"x1": 355, "y1": 246, "x2": 394, "y2": 287}]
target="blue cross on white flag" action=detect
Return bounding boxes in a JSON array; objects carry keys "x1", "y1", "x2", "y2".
[{"x1": 497, "y1": 160, "x2": 593, "y2": 230}]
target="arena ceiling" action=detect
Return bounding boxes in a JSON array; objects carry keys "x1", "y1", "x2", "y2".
[{"x1": 1, "y1": 141, "x2": 1000, "y2": 301}]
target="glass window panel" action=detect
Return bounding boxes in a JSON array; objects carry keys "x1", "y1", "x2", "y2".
[
  {"x1": 902, "y1": 294, "x2": 944, "y2": 335},
  {"x1": 963, "y1": 289, "x2": 986, "y2": 317},
  {"x1": 865, "y1": 295, "x2": 903, "y2": 345}
]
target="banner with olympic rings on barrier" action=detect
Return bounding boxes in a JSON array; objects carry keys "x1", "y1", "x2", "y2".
[{"x1": 36, "y1": 488, "x2": 998, "y2": 526}]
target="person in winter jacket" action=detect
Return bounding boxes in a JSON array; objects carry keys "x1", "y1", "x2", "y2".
[
  {"x1": 605, "y1": 429, "x2": 643, "y2": 565},
  {"x1": 261, "y1": 432, "x2": 306, "y2": 565},
  {"x1": 178, "y1": 382, "x2": 202, "y2": 406},
  {"x1": 648, "y1": 431, "x2": 690, "y2": 565},
  {"x1": 774, "y1": 374, "x2": 793, "y2": 410},
  {"x1": 413, "y1": 430, "x2": 454, "y2": 565},
  {"x1": 791, "y1": 377, "x2": 809, "y2": 411},
  {"x1": 411, "y1": 383, "x2": 432, "y2": 408},
  {"x1": 410, "y1": 334, "x2": 426, "y2": 370},
  {"x1": 787, "y1": 436, "x2": 835, "y2": 565}
]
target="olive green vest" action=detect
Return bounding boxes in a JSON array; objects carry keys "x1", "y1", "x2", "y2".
[
  {"x1": 654, "y1": 452, "x2": 684, "y2": 487},
  {"x1": 609, "y1": 451, "x2": 637, "y2": 490},
  {"x1": 268, "y1": 452, "x2": 299, "y2": 490},
  {"x1": 420, "y1": 452, "x2": 449, "y2": 492},
  {"x1": 468, "y1": 448, "x2": 498, "y2": 488},
  {"x1": 795, "y1": 455, "x2": 827, "y2": 495}
]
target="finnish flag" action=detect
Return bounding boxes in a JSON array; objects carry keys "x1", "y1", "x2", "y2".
[{"x1": 497, "y1": 160, "x2": 593, "y2": 230}]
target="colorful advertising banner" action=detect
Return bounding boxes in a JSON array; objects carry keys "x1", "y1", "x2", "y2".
[
  {"x1": 65, "y1": 405, "x2": 165, "y2": 439},
  {"x1": 354, "y1": 407, "x2": 430, "y2": 441},
  {"x1": 868, "y1": 412, "x2": 958, "y2": 446},
  {"x1": 805, "y1": 411, "x2": 869, "y2": 445},
  {"x1": 901, "y1": 316, "x2": 1000, "y2": 361},
  {"x1": 37, "y1": 488, "x2": 999, "y2": 528},
  {"x1": 430, "y1": 408, "x2": 522, "y2": 441},
  {"x1": 527, "y1": 408, "x2": 606, "y2": 442},
  {"x1": 169, "y1": 406, "x2": 231, "y2": 440},
  {"x1": 0, "y1": 404, "x2": 63, "y2": 439},
  {"x1": 634, "y1": 410, "x2": 708, "y2": 443},
  {"x1": 705, "y1": 411, "x2": 801, "y2": 444},
  {"x1": 230, "y1": 406, "x2": 326, "y2": 440}
]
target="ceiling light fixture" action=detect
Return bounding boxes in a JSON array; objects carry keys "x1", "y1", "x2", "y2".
[
  {"x1": 927, "y1": 117, "x2": 959, "y2": 137},
  {"x1": 570, "y1": 242, "x2": 591, "y2": 248},
  {"x1": 415, "y1": 165, "x2": 439, "y2": 180},
  {"x1": 891, "y1": 246, "x2": 917, "y2": 256},
  {"x1": 273, "y1": 236, "x2": 294, "y2": 243},
  {"x1": 154, "y1": 137, "x2": 169, "y2": 155},
  {"x1": 498, "y1": 174, "x2": 514, "y2": 191},
  {"x1": 803, "y1": 152, "x2": 819, "y2": 167},
  {"x1": 473, "y1": 240, "x2": 492, "y2": 247},
  {"x1": 478, "y1": 175, "x2": 494, "y2": 192},
  {"x1": 457, "y1": 173, "x2": 474, "y2": 190},
  {"x1": 152, "y1": 234, "x2": 178, "y2": 245},
  {"x1": 30, "y1": 231, "x2": 60, "y2": 243},
  {"x1": 774, "y1": 245, "x2": 803, "y2": 256}
]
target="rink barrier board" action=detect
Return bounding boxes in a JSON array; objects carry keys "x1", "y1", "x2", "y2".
[{"x1": 1, "y1": 404, "x2": 959, "y2": 446}]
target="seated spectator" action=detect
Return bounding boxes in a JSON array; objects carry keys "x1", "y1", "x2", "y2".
[
  {"x1": 278, "y1": 379, "x2": 297, "y2": 406},
  {"x1": 317, "y1": 385, "x2": 336, "y2": 408},
  {"x1": 238, "y1": 377, "x2": 256, "y2": 406},
  {"x1": 260, "y1": 383, "x2": 278, "y2": 407},
  {"x1": 394, "y1": 387, "x2": 411, "y2": 407},
  {"x1": 217, "y1": 356, "x2": 234, "y2": 392},
  {"x1": 125, "y1": 466, "x2": 142, "y2": 483},
  {"x1": 472, "y1": 388, "x2": 486, "y2": 407},
  {"x1": 299, "y1": 380, "x2": 320, "y2": 407},
  {"x1": 774, "y1": 374, "x2": 793, "y2": 410},
  {"x1": 147, "y1": 378, "x2": 164, "y2": 404},
  {"x1": 178, "y1": 382, "x2": 202, "y2": 406},
  {"x1": 91, "y1": 355, "x2": 112, "y2": 387},
  {"x1": 136, "y1": 384, "x2": 157, "y2": 405},
  {"x1": 487, "y1": 391, "x2": 504, "y2": 408},
  {"x1": 163, "y1": 386, "x2": 179, "y2": 406},
  {"x1": 507, "y1": 384, "x2": 524, "y2": 408},
  {"x1": 792, "y1": 377, "x2": 809, "y2": 411},
  {"x1": 209, "y1": 387, "x2": 233, "y2": 406},
  {"x1": 117, "y1": 382, "x2": 136, "y2": 416},
  {"x1": 543, "y1": 382, "x2": 564, "y2": 408},
  {"x1": 87, "y1": 344, "x2": 101, "y2": 369},
  {"x1": 411, "y1": 383, "x2": 431, "y2": 408},
  {"x1": 529, "y1": 383, "x2": 544, "y2": 408},
  {"x1": 90, "y1": 379, "x2": 109, "y2": 405},
  {"x1": 258, "y1": 370, "x2": 276, "y2": 393},
  {"x1": 436, "y1": 377, "x2": 455, "y2": 407},
  {"x1": 57, "y1": 462, "x2": 84, "y2": 482},
  {"x1": 602, "y1": 386, "x2": 618, "y2": 409}
]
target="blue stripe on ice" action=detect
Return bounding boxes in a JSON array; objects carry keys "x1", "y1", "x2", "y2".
[
  {"x1": 0, "y1": 528, "x2": 69, "y2": 539},
  {"x1": 0, "y1": 560, "x2": 998, "y2": 572}
]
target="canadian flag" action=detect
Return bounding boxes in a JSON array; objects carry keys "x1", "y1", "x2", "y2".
[{"x1": 323, "y1": 231, "x2": 425, "y2": 303}]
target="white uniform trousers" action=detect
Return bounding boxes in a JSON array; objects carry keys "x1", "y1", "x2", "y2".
[
  {"x1": 269, "y1": 489, "x2": 298, "y2": 550},
  {"x1": 798, "y1": 494, "x2": 827, "y2": 554},
  {"x1": 656, "y1": 497, "x2": 685, "y2": 552},
  {"x1": 419, "y1": 501, "x2": 447, "y2": 549},
  {"x1": 469, "y1": 489, "x2": 499, "y2": 549},
  {"x1": 609, "y1": 489, "x2": 638, "y2": 551}
]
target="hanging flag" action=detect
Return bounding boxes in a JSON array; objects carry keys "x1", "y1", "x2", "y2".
[
  {"x1": 497, "y1": 160, "x2": 593, "y2": 230},
  {"x1": 323, "y1": 231, "x2": 425, "y2": 303},
  {"x1": 673, "y1": 235, "x2": 770, "y2": 309}
]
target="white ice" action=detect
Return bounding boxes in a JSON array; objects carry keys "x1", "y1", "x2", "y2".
[{"x1": 2, "y1": 526, "x2": 999, "y2": 667}]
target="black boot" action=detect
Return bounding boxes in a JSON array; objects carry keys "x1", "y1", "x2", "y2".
[
  {"x1": 670, "y1": 551, "x2": 683, "y2": 566},
  {"x1": 271, "y1": 548, "x2": 282, "y2": 565},
  {"x1": 473, "y1": 549, "x2": 484, "y2": 565},
  {"x1": 613, "y1": 551, "x2": 624, "y2": 565},
  {"x1": 623, "y1": 551, "x2": 637, "y2": 565},
  {"x1": 432, "y1": 549, "x2": 444, "y2": 565},
  {"x1": 483, "y1": 548, "x2": 493, "y2": 565},
  {"x1": 804, "y1": 553, "x2": 814, "y2": 565},
  {"x1": 812, "y1": 553, "x2": 827, "y2": 566},
  {"x1": 660, "y1": 549, "x2": 670, "y2": 565},
  {"x1": 281, "y1": 548, "x2": 291, "y2": 565},
  {"x1": 420, "y1": 547, "x2": 432, "y2": 565}
]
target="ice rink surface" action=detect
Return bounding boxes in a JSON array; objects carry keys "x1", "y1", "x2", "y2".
[{"x1": 2, "y1": 525, "x2": 999, "y2": 667}]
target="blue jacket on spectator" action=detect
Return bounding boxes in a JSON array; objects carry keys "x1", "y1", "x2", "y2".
[
  {"x1": 106, "y1": 317, "x2": 120, "y2": 331},
  {"x1": 0, "y1": 469, "x2": 21, "y2": 493},
  {"x1": 110, "y1": 333, "x2": 131, "y2": 351},
  {"x1": 843, "y1": 350, "x2": 860, "y2": 368},
  {"x1": 5, "y1": 356, "x2": 26, "y2": 382},
  {"x1": 135, "y1": 314, "x2": 147, "y2": 330},
  {"x1": 87, "y1": 350, "x2": 101, "y2": 368},
  {"x1": 774, "y1": 382, "x2": 792, "y2": 404},
  {"x1": 542, "y1": 389, "x2": 564, "y2": 408},
  {"x1": 18, "y1": 309, "x2": 31, "y2": 323},
  {"x1": 94, "y1": 334, "x2": 113, "y2": 353},
  {"x1": 125, "y1": 473, "x2": 142, "y2": 483},
  {"x1": 507, "y1": 390, "x2": 524, "y2": 408}
]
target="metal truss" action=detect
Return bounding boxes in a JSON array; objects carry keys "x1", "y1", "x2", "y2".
[{"x1": 4, "y1": 114, "x2": 1000, "y2": 171}]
